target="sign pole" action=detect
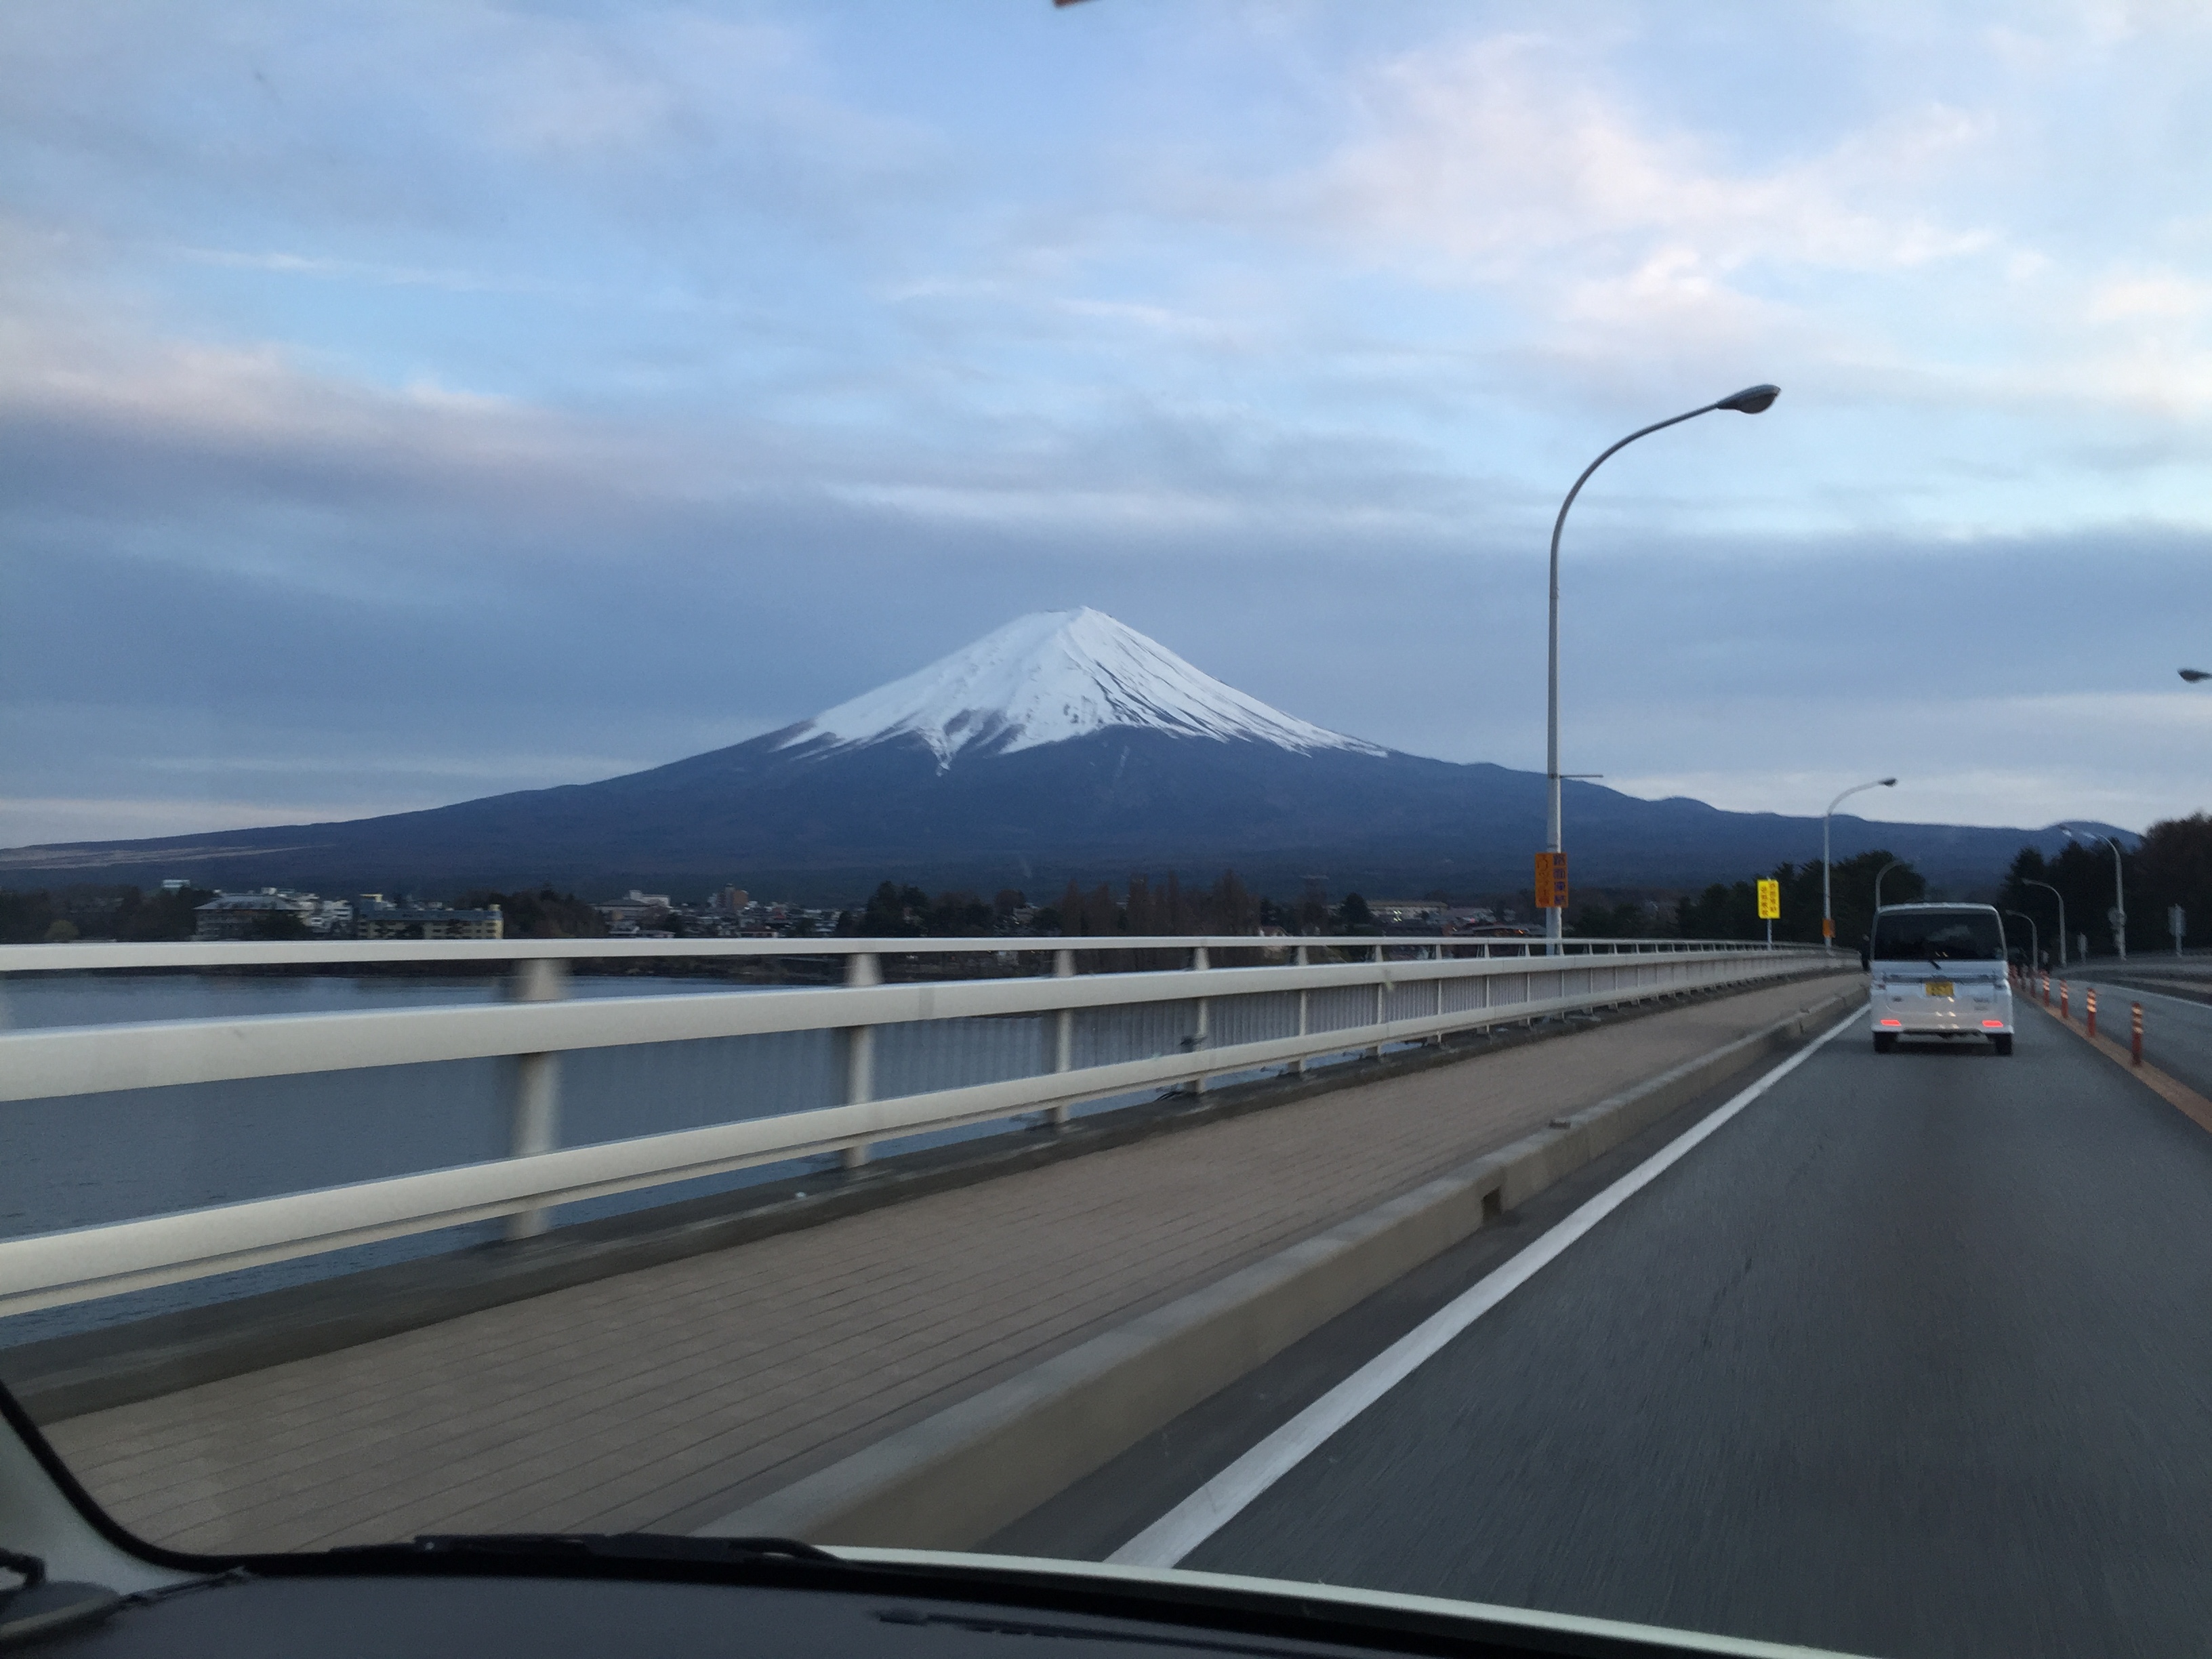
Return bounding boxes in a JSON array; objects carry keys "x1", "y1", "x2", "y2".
[{"x1": 1756, "y1": 878, "x2": 1780, "y2": 950}]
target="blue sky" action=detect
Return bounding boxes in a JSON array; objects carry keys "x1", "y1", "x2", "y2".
[{"x1": 3, "y1": 0, "x2": 2209, "y2": 851}]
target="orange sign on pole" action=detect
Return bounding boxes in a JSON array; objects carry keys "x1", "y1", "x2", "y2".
[{"x1": 1534, "y1": 851, "x2": 1568, "y2": 911}]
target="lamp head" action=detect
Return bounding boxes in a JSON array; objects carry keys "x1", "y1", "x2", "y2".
[
  {"x1": 1879, "y1": 777, "x2": 1896, "y2": 786},
  {"x1": 1715, "y1": 383, "x2": 1781, "y2": 414},
  {"x1": 2182, "y1": 668, "x2": 2210, "y2": 683}
]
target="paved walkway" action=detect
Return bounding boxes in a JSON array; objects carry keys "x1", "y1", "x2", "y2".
[{"x1": 42, "y1": 973, "x2": 1848, "y2": 1555}]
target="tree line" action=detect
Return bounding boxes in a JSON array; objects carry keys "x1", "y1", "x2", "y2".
[
  {"x1": 0, "y1": 883, "x2": 216, "y2": 943},
  {"x1": 836, "y1": 872, "x2": 1380, "y2": 938},
  {"x1": 1570, "y1": 851, "x2": 1923, "y2": 947},
  {"x1": 2000, "y1": 813, "x2": 2211, "y2": 957}
]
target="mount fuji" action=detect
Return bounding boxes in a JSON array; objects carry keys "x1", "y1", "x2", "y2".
[{"x1": 0, "y1": 609, "x2": 2104, "y2": 899}]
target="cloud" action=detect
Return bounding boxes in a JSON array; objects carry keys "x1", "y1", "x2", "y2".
[
  {"x1": 1309, "y1": 39, "x2": 1993, "y2": 283},
  {"x1": 6, "y1": 1, "x2": 2212, "y2": 856}
]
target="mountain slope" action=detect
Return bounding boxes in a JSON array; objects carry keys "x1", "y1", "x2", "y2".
[{"x1": 0, "y1": 610, "x2": 2125, "y2": 899}]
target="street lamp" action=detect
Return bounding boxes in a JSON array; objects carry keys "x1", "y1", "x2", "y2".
[
  {"x1": 2005, "y1": 909, "x2": 2039, "y2": 975},
  {"x1": 2022, "y1": 878, "x2": 2067, "y2": 968},
  {"x1": 1542, "y1": 384, "x2": 1781, "y2": 954},
  {"x1": 1823, "y1": 777, "x2": 1897, "y2": 951},
  {"x1": 2063, "y1": 827, "x2": 2128, "y2": 960},
  {"x1": 2182, "y1": 669, "x2": 2209, "y2": 683},
  {"x1": 1873, "y1": 857, "x2": 1905, "y2": 914}
]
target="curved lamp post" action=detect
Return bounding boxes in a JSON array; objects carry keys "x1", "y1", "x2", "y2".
[
  {"x1": 2022, "y1": 878, "x2": 2068, "y2": 968},
  {"x1": 2064, "y1": 827, "x2": 2128, "y2": 960},
  {"x1": 1873, "y1": 857, "x2": 1906, "y2": 914},
  {"x1": 1823, "y1": 777, "x2": 1897, "y2": 951},
  {"x1": 2005, "y1": 909, "x2": 2039, "y2": 975},
  {"x1": 1543, "y1": 384, "x2": 1781, "y2": 953}
]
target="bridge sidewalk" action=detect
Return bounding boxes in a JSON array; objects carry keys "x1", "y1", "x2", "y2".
[{"x1": 39, "y1": 973, "x2": 1847, "y2": 1555}]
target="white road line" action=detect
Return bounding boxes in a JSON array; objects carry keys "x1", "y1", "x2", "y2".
[{"x1": 1107, "y1": 1007, "x2": 1863, "y2": 1570}]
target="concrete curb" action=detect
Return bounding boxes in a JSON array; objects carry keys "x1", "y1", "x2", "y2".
[
  {"x1": 699, "y1": 981, "x2": 1866, "y2": 1548},
  {"x1": 5, "y1": 964, "x2": 1841, "y2": 1425}
]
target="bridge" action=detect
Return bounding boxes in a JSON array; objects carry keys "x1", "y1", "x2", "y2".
[{"x1": 8, "y1": 938, "x2": 2212, "y2": 1652}]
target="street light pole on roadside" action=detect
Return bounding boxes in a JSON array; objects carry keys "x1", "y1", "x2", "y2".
[
  {"x1": 2022, "y1": 878, "x2": 2067, "y2": 968},
  {"x1": 1873, "y1": 858, "x2": 1904, "y2": 915},
  {"x1": 2005, "y1": 909, "x2": 2039, "y2": 975},
  {"x1": 1542, "y1": 384, "x2": 1780, "y2": 955},
  {"x1": 2064, "y1": 827, "x2": 2129, "y2": 960},
  {"x1": 1822, "y1": 777, "x2": 1897, "y2": 952}
]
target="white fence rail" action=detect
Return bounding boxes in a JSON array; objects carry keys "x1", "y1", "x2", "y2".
[{"x1": 0, "y1": 936, "x2": 1828, "y2": 1316}]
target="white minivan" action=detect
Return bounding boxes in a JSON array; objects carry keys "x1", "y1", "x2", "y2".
[{"x1": 1861, "y1": 901, "x2": 2015, "y2": 1056}]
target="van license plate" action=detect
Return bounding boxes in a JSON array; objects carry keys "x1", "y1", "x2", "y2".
[{"x1": 1925, "y1": 981, "x2": 1954, "y2": 998}]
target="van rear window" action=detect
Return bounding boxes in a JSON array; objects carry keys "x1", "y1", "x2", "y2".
[{"x1": 1872, "y1": 909, "x2": 2005, "y2": 962}]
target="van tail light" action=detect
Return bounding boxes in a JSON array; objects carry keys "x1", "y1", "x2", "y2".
[
  {"x1": 1879, "y1": 1018, "x2": 1902, "y2": 1028},
  {"x1": 1981, "y1": 1019, "x2": 2005, "y2": 1029}
]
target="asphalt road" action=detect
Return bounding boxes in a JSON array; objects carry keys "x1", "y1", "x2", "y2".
[
  {"x1": 2079, "y1": 969, "x2": 2212, "y2": 1101},
  {"x1": 1155, "y1": 1008, "x2": 2212, "y2": 1658}
]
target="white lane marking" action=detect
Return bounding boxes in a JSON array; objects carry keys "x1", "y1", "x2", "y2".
[{"x1": 1107, "y1": 1007, "x2": 1864, "y2": 1569}]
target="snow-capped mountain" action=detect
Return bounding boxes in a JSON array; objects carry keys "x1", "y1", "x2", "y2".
[
  {"x1": 781, "y1": 609, "x2": 1385, "y2": 766},
  {"x1": 2, "y1": 609, "x2": 2103, "y2": 900}
]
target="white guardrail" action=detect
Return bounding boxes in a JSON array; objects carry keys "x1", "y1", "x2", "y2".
[{"x1": 0, "y1": 936, "x2": 1828, "y2": 1315}]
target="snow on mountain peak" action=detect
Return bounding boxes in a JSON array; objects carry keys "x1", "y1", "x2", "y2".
[{"x1": 782, "y1": 608, "x2": 1386, "y2": 766}]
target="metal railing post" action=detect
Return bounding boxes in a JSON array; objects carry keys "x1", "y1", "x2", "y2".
[
  {"x1": 1369, "y1": 944, "x2": 1386, "y2": 1059},
  {"x1": 1431, "y1": 943, "x2": 1446, "y2": 1044},
  {"x1": 1048, "y1": 947, "x2": 1075, "y2": 1127},
  {"x1": 1190, "y1": 944, "x2": 1211, "y2": 1094},
  {"x1": 1293, "y1": 943, "x2": 1309, "y2": 1074},
  {"x1": 504, "y1": 956, "x2": 569, "y2": 1242},
  {"x1": 841, "y1": 951, "x2": 880, "y2": 1168}
]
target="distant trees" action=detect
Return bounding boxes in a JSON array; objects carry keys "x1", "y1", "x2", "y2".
[
  {"x1": 828, "y1": 869, "x2": 1268, "y2": 938},
  {"x1": 464, "y1": 888, "x2": 607, "y2": 939},
  {"x1": 1666, "y1": 852, "x2": 1921, "y2": 945},
  {"x1": 2006, "y1": 815, "x2": 2211, "y2": 954},
  {"x1": 2138, "y1": 814, "x2": 2211, "y2": 949},
  {"x1": 863, "y1": 882, "x2": 929, "y2": 936},
  {"x1": 0, "y1": 883, "x2": 215, "y2": 943}
]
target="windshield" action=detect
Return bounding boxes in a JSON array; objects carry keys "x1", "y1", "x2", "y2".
[
  {"x1": 3, "y1": 8, "x2": 2203, "y2": 1659},
  {"x1": 1870, "y1": 909, "x2": 2006, "y2": 963}
]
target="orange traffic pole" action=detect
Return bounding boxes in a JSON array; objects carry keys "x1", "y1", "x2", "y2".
[
  {"x1": 2133, "y1": 1002, "x2": 2144, "y2": 1067},
  {"x1": 2060, "y1": 980, "x2": 2069, "y2": 1021},
  {"x1": 2087, "y1": 986, "x2": 2097, "y2": 1040}
]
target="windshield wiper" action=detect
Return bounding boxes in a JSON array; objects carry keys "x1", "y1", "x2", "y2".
[{"x1": 323, "y1": 1533, "x2": 846, "y2": 1570}]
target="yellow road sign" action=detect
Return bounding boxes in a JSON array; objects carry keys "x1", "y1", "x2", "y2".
[
  {"x1": 1534, "y1": 851, "x2": 1568, "y2": 911},
  {"x1": 1757, "y1": 878, "x2": 1780, "y2": 921}
]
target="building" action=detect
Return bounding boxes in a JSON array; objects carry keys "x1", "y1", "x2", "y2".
[
  {"x1": 1368, "y1": 900, "x2": 1448, "y2": 927},
  {"x1": 354, "y1": 896, "x2": 504, "y2": 940},
  {"x1": 594, "y1": 889, "x2": 672, "y2": 932},
  {"x1": 193, "y1": 890, "x2": 317, "y2": 941}
]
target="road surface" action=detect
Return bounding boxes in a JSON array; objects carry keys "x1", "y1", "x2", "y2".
[{"x1": 1101, "y1": 1007, "x2": 2212, "y2": 1657}]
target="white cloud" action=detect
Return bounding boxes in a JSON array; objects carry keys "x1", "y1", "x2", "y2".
[{"x1": 1300, "y1": 37, "x2": 1994, "y2": 293}]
